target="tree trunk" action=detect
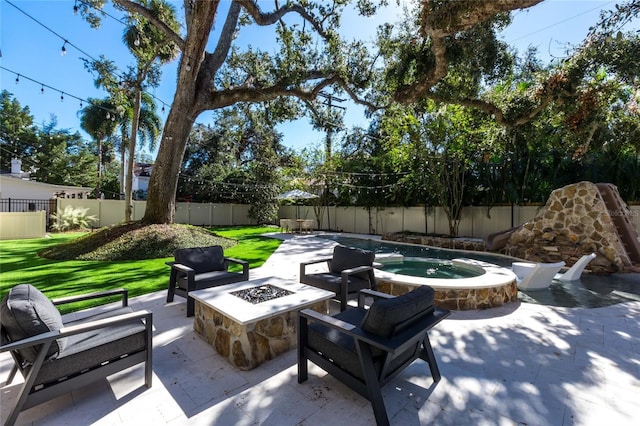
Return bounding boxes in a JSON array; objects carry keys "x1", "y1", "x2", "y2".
[
  {"x1": 120, "y1": 129, "x2": 127, "y2": 199},
  {"x1": 142, "y1": 95, "x2": 197, "y2": 224},
  {"x1": 97, "y1": 138, "x2": 102, "y2": 198},
  {"x1": 125, "y1": 88, "x2": 143, "y2": 222}
]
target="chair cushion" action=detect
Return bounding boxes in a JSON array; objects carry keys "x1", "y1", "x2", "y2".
[
  {"x1": 361, "y1": 286, "x2": 435, "y2": 339},
  {"x1": 301, "y1": 273, "x2": 370, "y2": 295},
  {"x1": 34, "y1": 306, "x2": 147, "y2": 386},
  {"x1": 0, "y1": 284, "x2": 66, "y2": 362},
  {"x1": 178, "y1": 270, "x2": 246, "y2": 290},
  {"x1": 307, "y1": 308, "x2": 416, "y2": 381},
  {"x1": 307, "y1": 308, "x2": 371, "y2": 379},
  {"x1": 329, "y1": 245, "x2": 374, "y2": 275},
  {"x1": 175, "y1": 246, "x2": 225, "y2": 274}
]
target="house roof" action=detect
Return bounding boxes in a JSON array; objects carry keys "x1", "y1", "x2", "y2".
[{"x1": 0, "y1": 174, "x2": 93, "y2": 193}]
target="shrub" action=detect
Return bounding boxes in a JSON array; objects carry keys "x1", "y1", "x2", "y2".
[{"x1": 51, "y1": 206, "x2": 98, "y2": 232}]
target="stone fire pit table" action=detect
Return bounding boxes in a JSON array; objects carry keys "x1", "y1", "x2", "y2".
[{"x1": 190, "y1": 277, "x2": 334, "y2": 370}]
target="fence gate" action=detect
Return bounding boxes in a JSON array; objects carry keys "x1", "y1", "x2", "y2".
[{"x1": 0, "y1": 198, "x2": 58, "y2": 229}]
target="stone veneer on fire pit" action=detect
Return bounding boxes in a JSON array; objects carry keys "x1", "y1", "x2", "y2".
[{"x1": 190, "y1": 277, "x2": 334, "y2": 370}]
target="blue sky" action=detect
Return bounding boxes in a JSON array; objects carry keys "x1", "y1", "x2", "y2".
[{"x1": 1, "y1": 0, "x2": 635, "y2": 157}]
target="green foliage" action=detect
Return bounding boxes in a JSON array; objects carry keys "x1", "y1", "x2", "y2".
[
  {"x1": 1, "y1": 91, "x2": 99, "y2": 190},
  {"x1": 50, "y1": 206, "x2": 98, "y2": 232},
  {"x1": 178, "y1": 103, "x2": 290, "y2": 215}
]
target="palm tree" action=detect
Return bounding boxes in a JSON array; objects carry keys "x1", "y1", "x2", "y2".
[
  {"x1": 79, "y1": 98, "x2": 118, "y2": 197},
  {"x1": 120, "y1": 0, "x2": 179, "y2": 221},
  {"x1": 114, "y1": 92, "x2": 161, "y2": 198}
]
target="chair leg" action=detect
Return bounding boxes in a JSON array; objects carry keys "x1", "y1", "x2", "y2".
[
  {"x1": 186, "y1": 297, "x2": 195, "y2": 317},
  {"x1": 420, "y1": 335, "x2": 442, "y2": 382},
  {"x1": 5, "y1": 342, "x2": 52, "y2": 426},
  {"x1": 297, "y1": 315, "x2": 309, "y2": 383},
  {"x1": 357, "y1": 342, "x2": 390, "y2": 426},
  {"x1": 167, "y1": 269, "x2": 177, "y2": 303},
  {"x1": 5, "y1": 364, "x2": 18, "y2": 385},
  {"x1": 144, "y1": 313, "x2": 153, "y2": 388}
]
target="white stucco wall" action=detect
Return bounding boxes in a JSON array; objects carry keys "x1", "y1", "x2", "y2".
[{"x1": 0, "y1": 175, "x2": 91, "y2": 200}]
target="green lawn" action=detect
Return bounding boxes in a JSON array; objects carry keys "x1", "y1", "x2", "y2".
[{"x1": 0, "y1": 226, "x2": 282, "y2": 313}]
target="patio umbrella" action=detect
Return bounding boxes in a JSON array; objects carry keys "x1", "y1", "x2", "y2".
[
  {"x1": 277, "y1": 189, "x2": 318, "y2": 218},
  {"x1": 277, "y1": 189, "x2": 318, "y2": 200}
]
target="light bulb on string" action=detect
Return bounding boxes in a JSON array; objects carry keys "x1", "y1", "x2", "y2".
[
  {"x1": 161, "y1": 104, "x2": 165, "y2": 113},
  {"x1": 40, "y1": 85, "x2": 44, "y2": 95},
  {"x1": 73, "y1": 1, "x2": 78, "y2": 14},
  {"x1": 61, "y1": 41, "x2": 68, "y2": 56},
  {"x1": 134, "y1": 37, "x2": 140, "y2": 47},
  {"x1": 60, "y1": 92, "x2": 64, "y2": 102},
  {"x1": 15, "y1": 74, "x2": 19, "y2": 84},
  {"x1": 106, "y1": 112, "x2": 111, "y2": 120},
  {"x1": 79, "y1": 100, "x2": 83, "y2": 108}
]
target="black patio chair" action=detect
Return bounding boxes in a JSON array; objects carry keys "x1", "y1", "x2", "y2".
[
  {"x1": 300, "y1": 244, "x2": 376, "y2": 311},
  {"x1": 166, "y1": 245, "x2": 249, "y2": 316},
  {"x1": 1, "y1": 284, "x2": 152, "y2": 426},
  {"x1": 297, "y1": 285, "x2": 450, "y2": 426}
]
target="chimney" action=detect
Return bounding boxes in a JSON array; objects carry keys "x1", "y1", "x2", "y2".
[{"x1": 11, "y1": 158, "x2": 22, "y2": 175}]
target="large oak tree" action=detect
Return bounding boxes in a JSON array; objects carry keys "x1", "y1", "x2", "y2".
[{"x1": 80, "y1": 0, "x2": 556, "y2": 224}]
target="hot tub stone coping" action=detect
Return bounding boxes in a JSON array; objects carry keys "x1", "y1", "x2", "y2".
[{"x1": 374, "y1": 257, "x2": 517, "y2": 290}]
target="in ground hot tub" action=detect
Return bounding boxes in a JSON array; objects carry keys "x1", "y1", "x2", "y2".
[{"x1": 374, "y1": 254, "x2": 518, "y2": 310}]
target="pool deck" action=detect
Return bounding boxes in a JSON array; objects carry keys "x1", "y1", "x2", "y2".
[{"x1": 2, "y1": 233, "x2": 639, "y2": 425}]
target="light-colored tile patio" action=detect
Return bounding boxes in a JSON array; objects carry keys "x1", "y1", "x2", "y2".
[{"x1": 2, "y1": 233, "x2": 639, "y2": 425}]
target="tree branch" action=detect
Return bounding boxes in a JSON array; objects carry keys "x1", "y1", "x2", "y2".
[
  {"x1": 395, "y1": 0, "x2": 543, "y2": 104},
  {"x1": 113, "y1": 0, "x2": 185, "y2": 50},
  {"x1": 239, "y1": 0, "x2": 330, "y2": 39},
  {"x1": 208, "y1": 1, "x2": 242, "y2": 76}
]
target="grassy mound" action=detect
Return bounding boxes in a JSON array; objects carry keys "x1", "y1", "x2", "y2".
[{"x1": 38, "y1": 222, "x2": 237, "y2": 261}]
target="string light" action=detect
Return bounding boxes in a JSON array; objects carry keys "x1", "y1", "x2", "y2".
[
  {"x1": 161, "y1": 103, "x2": 165, "y2": 113},
  {"x1": 60, "y1": 92, "x2": 64, "y2": 102},
  {"x1": 61, "y1": 40, "x2": 68, "y2": 56},
  {"x1": 15, "y1": 74, "x2": 19, "y2": 84},
  {"x1": 73, "y1": 1, "x2": 78, "y2": 14},
  {"x1": 40, "y1": 85, "x2": 44, "y2": 94}
]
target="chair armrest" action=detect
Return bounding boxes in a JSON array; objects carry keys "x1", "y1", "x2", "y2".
[
  {"x1": 225, "y1": 257, "x2": 248, "y2": 267},
  {"x1": 1, "y1": 310, "x2": 152, "y2": 354},
  {"x1": 299, "y1": 309, "x2": 357, "y2": 331},
  {"x1": 172, "y1": 263, "x2": 194, "y2": 274},
  {"x1": 300, "y1": 257, "x2": 332, "y2": 279},
  {"x1": 341, "y1": 265, "x2": 374, "y2": 276},
  {"x1": 299, "y1": 308, "x2": 395, "y2": 352},
  {"x1": 300, "y1": 257, "x2": 332, "y2": 268},
  {"x1": 357, "y1": 288, "x2": 393, "y2": 307},
  {"x1": 300, "y1": 307, "x2": 451, "y2": 355},
  {"x1": 52, "y1": 288, "x2": 129, "y2": 308},
  {"x1": 226, "y1": 257, "x2": 249, "y2": 278}
]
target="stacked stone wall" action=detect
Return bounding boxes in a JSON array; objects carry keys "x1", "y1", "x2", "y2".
[{"x1": 506, "y1": 181, "x2": 631, "y2": 273}]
